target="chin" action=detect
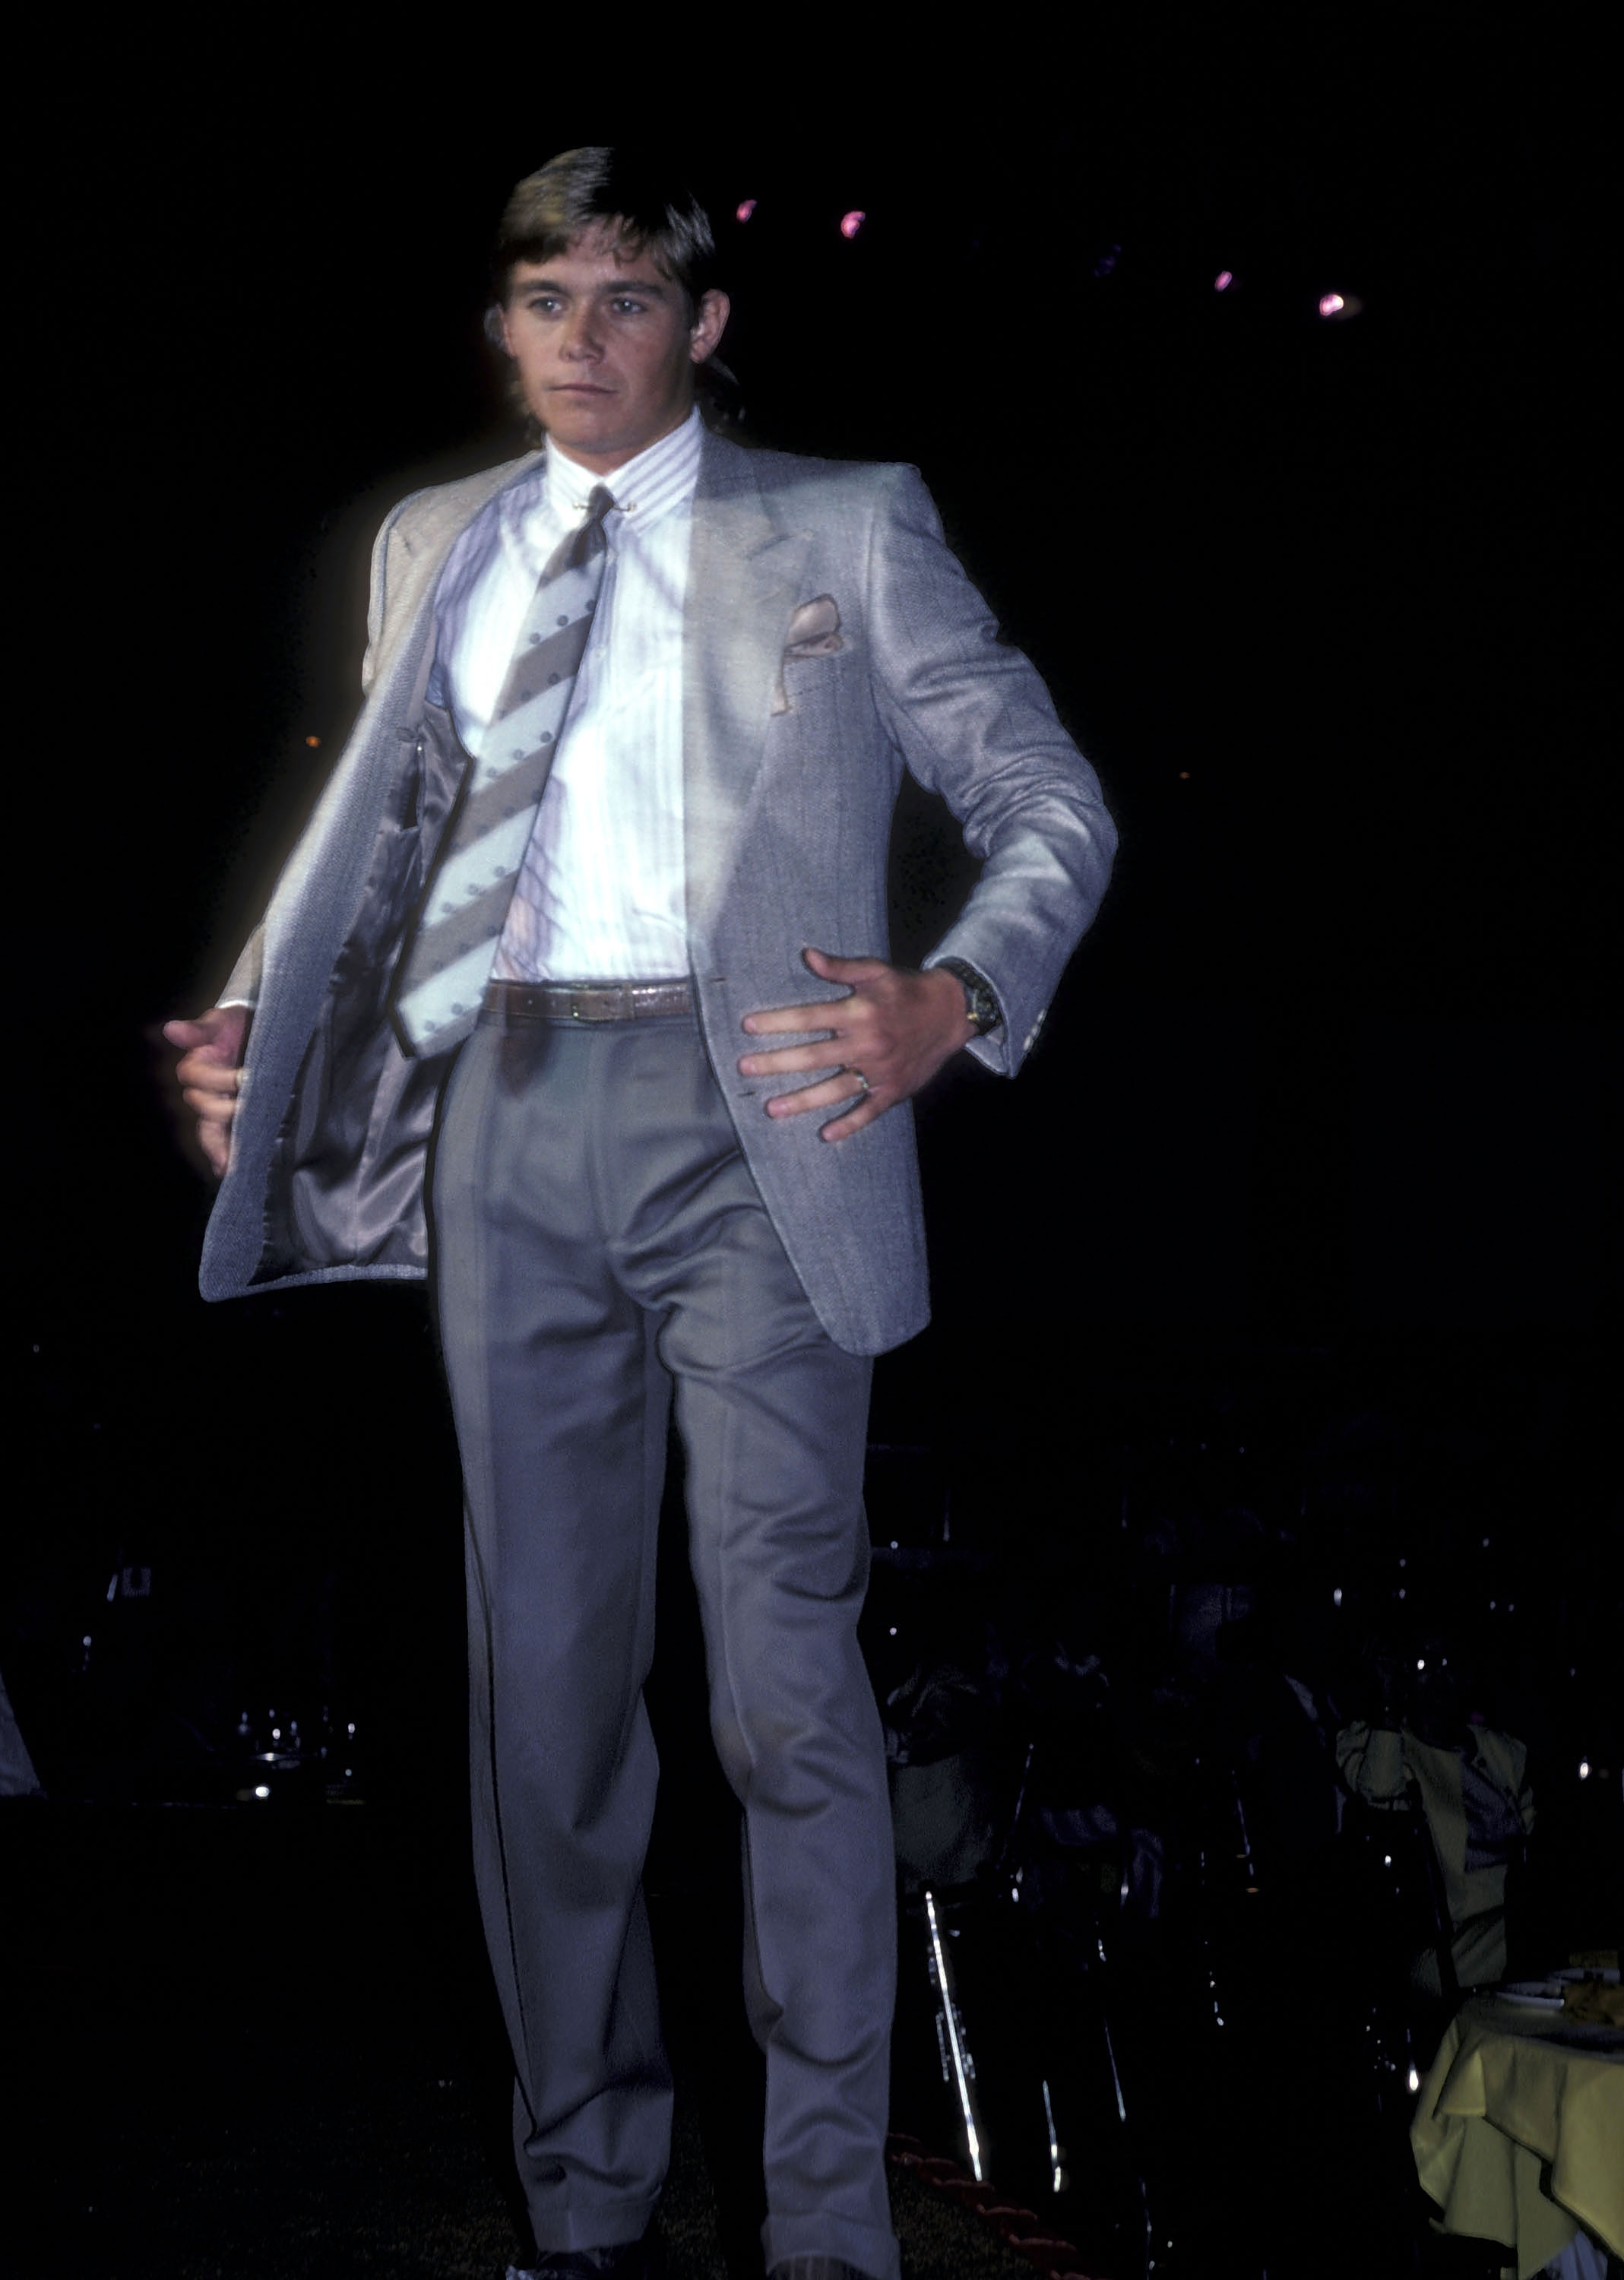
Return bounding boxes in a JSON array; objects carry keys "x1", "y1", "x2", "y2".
[{"x1": 549, "y1": 410, "x2": 616, "y2": 445}]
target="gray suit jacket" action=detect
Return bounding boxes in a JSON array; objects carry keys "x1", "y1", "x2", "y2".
[{"x1": 199, "y1": 430, "x2": 1115, "y2": 1354}]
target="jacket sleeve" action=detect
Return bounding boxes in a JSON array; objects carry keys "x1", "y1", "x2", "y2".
[
  {"x1": 218, "y1": 492, "x2": 415, "y2": 1011},
  {"x1": 863, "y1": 464, "x2": 1117, "y2": 1075},
  {"x1": 1336, "y1": 1721, "x2": 1410, "y2": 1803},
  {"x1": 359, "y1": 496, "x2": 412, "y2": 697}
]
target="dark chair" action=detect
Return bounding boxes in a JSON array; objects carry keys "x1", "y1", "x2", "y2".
[{"x1": 1338, "y1": 1784, "x2": 1462, "y2": 2117}]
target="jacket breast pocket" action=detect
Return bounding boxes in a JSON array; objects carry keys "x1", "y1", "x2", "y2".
[{"x1": 773, "y1": 644, "x2": 855, "y2": 721}]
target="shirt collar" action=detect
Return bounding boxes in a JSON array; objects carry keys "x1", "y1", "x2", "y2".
[{"x1": 543, "y1": 404, "x2": 704, "y2": 529}]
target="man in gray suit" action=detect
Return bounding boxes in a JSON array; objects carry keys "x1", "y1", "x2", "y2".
[{"x1": 167, "y1": 149, "x2": 1114, "y2": 2280}]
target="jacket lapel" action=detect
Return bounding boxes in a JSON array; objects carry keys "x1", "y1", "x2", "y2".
[{"x1": 683, "y1": 435, "x2": 812, "y2": 947}]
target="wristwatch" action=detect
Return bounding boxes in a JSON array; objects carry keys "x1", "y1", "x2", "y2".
[{"x1": 935, "y1": 957, "x2": 1002, "y2": 1037}]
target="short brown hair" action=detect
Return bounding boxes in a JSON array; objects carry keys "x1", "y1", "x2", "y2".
[{"x1": 491, "y1": 146, "x2": 718, "y2": 315}]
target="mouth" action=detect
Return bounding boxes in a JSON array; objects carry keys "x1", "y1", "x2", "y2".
[{"x1": 552, "y1": 384, "x2": 613, "y2": 397}]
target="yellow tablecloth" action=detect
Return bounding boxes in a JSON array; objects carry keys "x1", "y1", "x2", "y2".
[{"x1": 1411, "y1": 1994, "x2": 1624, "y2": 2280}]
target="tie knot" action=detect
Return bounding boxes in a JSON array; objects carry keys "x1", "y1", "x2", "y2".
[{"x1": 563, "y1": 483, "x2": 616, "y2": 568}]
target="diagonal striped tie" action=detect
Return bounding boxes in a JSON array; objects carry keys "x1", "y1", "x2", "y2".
[{"x1": 396, "y1": 483, "x2": 616, "y2": 1052}]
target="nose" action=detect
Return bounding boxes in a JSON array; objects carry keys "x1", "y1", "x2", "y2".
[{"x1": 559, "y1": 306, "x2": 603, "y2": 363}]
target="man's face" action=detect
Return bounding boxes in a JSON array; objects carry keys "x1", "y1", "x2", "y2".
[{"x1": 499, "y1": 223, "x2": 730, "y2": 473}]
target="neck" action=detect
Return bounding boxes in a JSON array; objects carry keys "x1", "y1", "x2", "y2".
[{"x1": 549, "y1": 403, "x2": 695, "y2": 477}]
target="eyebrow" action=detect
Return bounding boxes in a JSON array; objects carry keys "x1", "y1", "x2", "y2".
[{"x1": 513, "y1": 275, "x2": 672, "y2": 301}]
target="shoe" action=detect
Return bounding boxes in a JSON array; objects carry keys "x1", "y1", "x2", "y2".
[
  {"x1": 768, "y1": 2261, "x2": 880, "y2": 2280},
  {"x1": 509, "y1": 2244, "x2": 655, "y2": 2280}
]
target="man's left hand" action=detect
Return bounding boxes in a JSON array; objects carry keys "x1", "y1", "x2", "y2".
[{"x1": 740, "y1": 947, "x2": 974, "y2": 1142}]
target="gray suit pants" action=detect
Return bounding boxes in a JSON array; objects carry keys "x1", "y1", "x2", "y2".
[{"x1": 433, "y1": 1009, "x2": 899, "y2": 2280}]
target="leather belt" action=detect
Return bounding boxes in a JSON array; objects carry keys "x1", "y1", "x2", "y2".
[{"x1": 481, "y1": 978, "x2": 695, "y2": 1024}]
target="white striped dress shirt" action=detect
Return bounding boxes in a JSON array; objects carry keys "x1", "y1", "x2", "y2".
[{"x1": 429, "y1": 406, "x2": 702, "y2": 981}]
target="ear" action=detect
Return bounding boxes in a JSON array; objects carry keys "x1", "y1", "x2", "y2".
[
  {"x1": 483, "y1": 304, "x2": 511, "y2": 354},
  {"x1": 689, "y1": 288, "x2": 730, "y2": 367}
]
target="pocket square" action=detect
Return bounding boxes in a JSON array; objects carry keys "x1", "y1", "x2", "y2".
[
  {"x1": 772, "y1": 595, "x2": 844, "y2": 713},
  {"x1": 785, "y1": 594, "x2": 844, "y2": 657}
]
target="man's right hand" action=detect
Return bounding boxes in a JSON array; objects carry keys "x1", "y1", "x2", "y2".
[{"x1": 163, "y1": 1005, "x2": 252, "y2": 1180}]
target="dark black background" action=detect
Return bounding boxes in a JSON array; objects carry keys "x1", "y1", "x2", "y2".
[{"x1": 9, "y1": 21, "x2": 1614, "y2": 1798}]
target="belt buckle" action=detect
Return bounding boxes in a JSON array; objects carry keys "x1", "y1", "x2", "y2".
[{"x1": 568, "y1": 989, "x2": 587, "y2": 1022}]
